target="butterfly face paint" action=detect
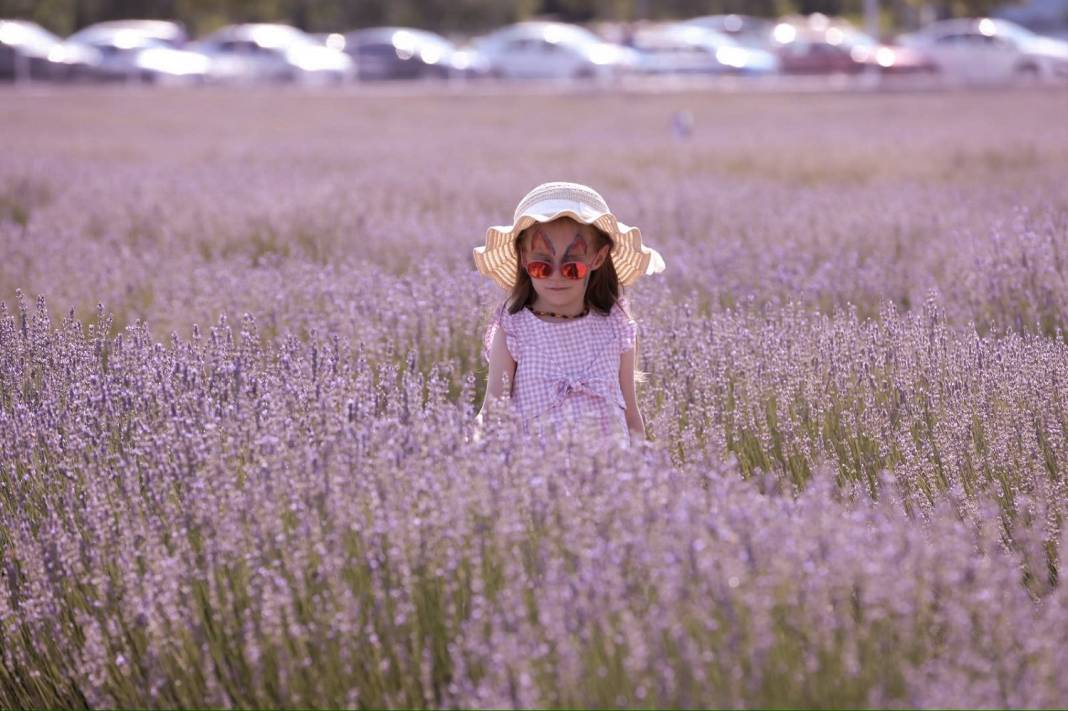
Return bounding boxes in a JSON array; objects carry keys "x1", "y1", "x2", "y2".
[
  {"x1": 529, "y1": 228, "x2": 556, "y2": 258},
  {"x1": 563, "y1": 233, "x2": 588, "y2": 261},
  {"x1": 524, "y1": 227, "x2": 594, "y2": 281}
]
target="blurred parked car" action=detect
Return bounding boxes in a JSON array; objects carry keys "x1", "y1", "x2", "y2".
[
  {"x1": 630, "y1": 22, "x2": 778, "y2": 75},
  {"x1": 66, "y1": 25, "x2": 209, "y2": 84},
  {"x1": 473, "y1": 21, "x2": 638, "y2": 80},
  {"x1": 68, "y1": 19, "x2": 188, "y2": 48},
  {"x1": 774, "y1": 16, "x2": 934, "y2": 74},
  {"x1": 897, "y1": 17, "x2": 1068, "y2": 81},
  {"x1": 683, "y1": 14, "x2": 779, "y2": 50},
  {"x1": 341, "y1": 27, "x2": 488, "y2": 79},
  {"x1": 192, "y1": 23, "x2": 355, "y2": 85},
  {"x1": 0, "y1": 18, "x2": 99, "y2": 81},
  {"x1": 309, "y1": 32, "x2": 347, "y2": 50}
]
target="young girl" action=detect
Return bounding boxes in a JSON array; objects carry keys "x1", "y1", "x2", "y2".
[{"x1": 473, "y1": 181, "x2": 666, "y2": 447}]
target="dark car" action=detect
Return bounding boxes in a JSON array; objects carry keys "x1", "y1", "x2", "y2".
[
  {"x1": 774, "y1": 16, "x2": 935, "y2": 74},
  {"x1": 0, "y1": 18, "x2": 99, "y2": 81},
  {"x1": 343, "y1": 27, "x2": 486, "y2": 80}
]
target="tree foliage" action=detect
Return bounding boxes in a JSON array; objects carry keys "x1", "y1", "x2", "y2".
[{"x1": 0, "y1": 0, "x2": 1021, "y2": 38}]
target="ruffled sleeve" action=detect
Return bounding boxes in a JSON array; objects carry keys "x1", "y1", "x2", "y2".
[
  {"x1": 614, "y1": 296, "x2": 639, "y2": 355},
  {"x1": 482, "y1": 301, "x2": 521, "y2": 363}
]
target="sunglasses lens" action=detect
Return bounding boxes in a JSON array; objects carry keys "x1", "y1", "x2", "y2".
[
  {"x1": 561, "y1": 262, "x2": 588, "y2": 280},
  {"x1": 526, "y1": 261, "x2": 552, "y2": 279}
]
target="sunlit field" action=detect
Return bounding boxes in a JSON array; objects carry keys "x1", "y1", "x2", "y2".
[{"x1": 2, "y1": 85, "x2": 1068, "y2": 708}]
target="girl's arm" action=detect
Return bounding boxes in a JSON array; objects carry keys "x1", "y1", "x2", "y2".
[
  {"x1": 620, "y1": 335, "x2": 646, "y2": 441},
  {"x1": 477, "y1": 325, "x2": 517, "y2": 424}
]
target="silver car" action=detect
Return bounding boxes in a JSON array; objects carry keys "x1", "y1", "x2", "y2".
[
  {"x1": 192, "y1": 23, "x2": 355, "y2": 85},
  {"x1": 898, "y1": 18, "x2": 1068, "y2": 82},
  {"x1": 631, "y1": 23, "x2": 779, "y2": 75},
  {"x1": 473, "y1": 21, "x2": 638, "y2": 80},
  {"x1": 66, "y1": 21, "x2": 209, "y2": 83}
]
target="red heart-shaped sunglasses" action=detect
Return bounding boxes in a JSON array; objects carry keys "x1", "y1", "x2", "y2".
[{"x1": 524, "y1": 259, "x2": 590, "y2": 280}]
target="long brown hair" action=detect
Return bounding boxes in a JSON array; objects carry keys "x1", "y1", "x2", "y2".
[{"x1": 505, "y1": 218, "x2": 622, "y2": 317}]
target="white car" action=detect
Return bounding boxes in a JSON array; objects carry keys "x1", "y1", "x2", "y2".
[
  {"x1": 898, "y1": 17, "x2": 1068, "y2": 82},
  {"x1": 473, "y1": 21, "x2": 638, "y2": 80},
  {"x1": 192, "y1": 23, "x2": 355, "y2": 85},
  {"x1": 631, "y1": 23, "x2": 779, "y2": 75},
  {"x1": 66, "y1": 23, "x2": 209, "y2": 84},
  {"x1": 1, "y1": 19, "x2": 100, "y2": 81}
]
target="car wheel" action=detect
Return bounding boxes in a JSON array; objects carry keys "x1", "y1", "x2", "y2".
[
  {"x1": 1013, "y1": 63, "x2": 1040, "y2": 84},
  {"x1": 420, "y1": 65, "x2": 445, "y2": 80}
]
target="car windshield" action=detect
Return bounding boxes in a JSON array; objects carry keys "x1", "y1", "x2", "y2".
[
  {"x1": 839, "y1": 30, "x2": 877, "y2": 48},
  {"x1": 411, "y1": 31, "x2": 452, "y2": 48},
  {"x1": 70, "y1": 28, "x2": 168, "y2": 48},
  {"x1": 644, "y1": 26, "x2": 738, "y2": 50},
  {"x1": 692, "y1": 28, "x2": 739, "y2": 48},
  {"x1": 90, "y1": 34, "x2": 169, "y2": 50},
  {"x1": 513, "y1": 24, "x2": 602, "y2": 47},
  {"x1": 240, "y1": 25, "x2": 313, "y2": 48},
  {"x1": 990, "y1": 20, "x2": 1036, "y2": 43},
  {"x1": 634, "y1": 35, "x2": 691, "y2": 51},
  {"x1": 393, "y1": 30, "x2": 453, "y2": 51}
]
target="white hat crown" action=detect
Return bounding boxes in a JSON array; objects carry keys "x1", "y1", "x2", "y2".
[{"x1": 513, "y1": 182, "x2": 610, "y2": 223}]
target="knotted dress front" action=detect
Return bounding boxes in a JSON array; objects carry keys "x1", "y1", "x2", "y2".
[{"x1": 482, "y1": 296, "x2": 639, "y2": 446}]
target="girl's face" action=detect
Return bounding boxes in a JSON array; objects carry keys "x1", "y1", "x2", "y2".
[{"x1": 519, "y1": 218, "x2": 610, "y2": 309}]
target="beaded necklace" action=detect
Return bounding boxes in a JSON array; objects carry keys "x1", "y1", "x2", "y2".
[{"x1": 528, "y1": 305, "x2": 589, "y2": 320}]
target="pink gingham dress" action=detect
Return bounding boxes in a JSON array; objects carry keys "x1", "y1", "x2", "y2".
[{"x1": 482, "y1": 296, "x2": 639, "y2": 446}]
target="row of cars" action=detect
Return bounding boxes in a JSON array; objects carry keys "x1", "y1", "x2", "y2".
[
  {"x1": 0, "y1": 20, "x2": 353, "y2": 84},
  {"x1": 3, "y1": 13, "x2": 1068, "y2": 86}
]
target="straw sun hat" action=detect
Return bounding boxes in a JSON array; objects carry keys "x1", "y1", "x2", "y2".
[{"x1": 473, "y1": 181, "x2": 666, "y2": 291}]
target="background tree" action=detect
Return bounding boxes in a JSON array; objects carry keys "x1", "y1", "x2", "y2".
[{"x1": 0, "y1": 0, "x2": 1025, "y2": 37}]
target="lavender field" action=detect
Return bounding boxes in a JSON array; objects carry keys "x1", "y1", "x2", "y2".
[{"x1": 2, "y1": 86, "x2": 1068, "y2": 708}]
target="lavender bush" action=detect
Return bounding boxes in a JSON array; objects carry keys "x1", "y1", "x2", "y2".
[{"x1": 1, "y1": 87, "x2": 1067, "y2": 707}]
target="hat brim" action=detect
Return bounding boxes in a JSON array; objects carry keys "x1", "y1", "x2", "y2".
[{"x1": 473, "y1": 208, "x2": 665, "y2": 291}]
